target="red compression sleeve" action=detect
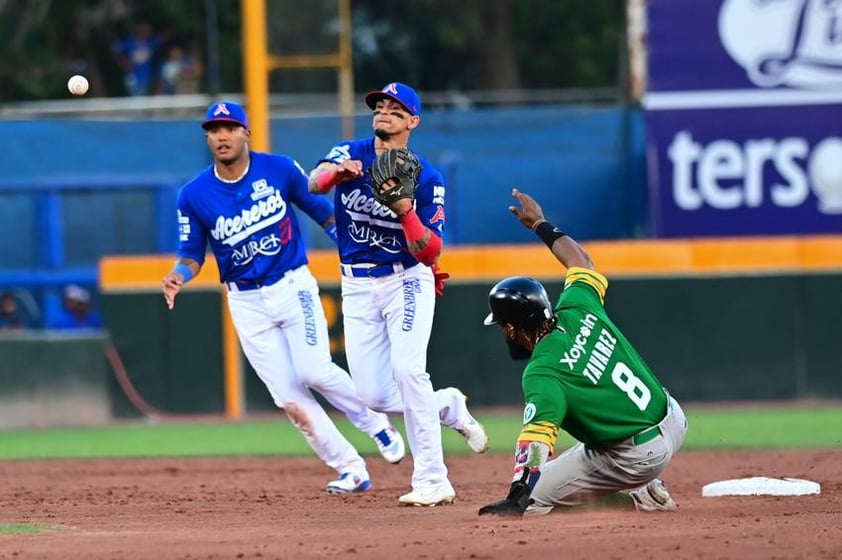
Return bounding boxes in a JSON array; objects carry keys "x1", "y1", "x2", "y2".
[
  {"x1": 400, "y1": 209, "x2": 442, "y2": 266},
  {"x1": 315, "y1": 168, "x2": 340, "y2": 193}
]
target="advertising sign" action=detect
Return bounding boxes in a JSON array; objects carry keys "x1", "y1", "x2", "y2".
[{"x1": 644, "y1": 0, "x2": 842, "y2": 237}]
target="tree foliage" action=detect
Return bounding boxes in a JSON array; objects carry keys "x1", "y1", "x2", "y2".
[{"x1": 0, "y1": 0, "x2": 623, "y2": 102}]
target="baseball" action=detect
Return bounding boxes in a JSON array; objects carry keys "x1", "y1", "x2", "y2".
[{"x1": 67, "y1": 74, "x2": 89, "y2": 96}]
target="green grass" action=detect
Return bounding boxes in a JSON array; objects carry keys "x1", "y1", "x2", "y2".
[
  {"x1": 0, "y1": 404, "x2": 840, "y2": 461},
  {"x1": 680, "y1": 405, "x2": 842, "y2": 449},
  {"x1": 0, "y1": 523, "x2": 55, "y2": 534}
]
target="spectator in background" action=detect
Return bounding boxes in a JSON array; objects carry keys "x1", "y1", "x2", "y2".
[
  {"x1": 112, "y1": 21, "x2": 162, "y2": 96},
  {"x1": 158, "y1": 41, "x2": 203, "y2": 95},
  {"x1": 50, "y1": 285, "x2": 103, "y2": 330},
  {"x1": 0, "y1": 291, "x2": 29, "y2": 330}
]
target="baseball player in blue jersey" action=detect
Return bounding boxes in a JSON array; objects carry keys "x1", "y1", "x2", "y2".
[
  {"x1": 308, "y1": 83, "x2": 489, "y2": 507},
  {"x1": 162, "y1": 101, "x2": 406, "y2": 494}
]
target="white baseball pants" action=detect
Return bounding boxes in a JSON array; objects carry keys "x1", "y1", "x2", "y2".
[
  {"x1": 341, "y1": 263, "x2": 464, "y2": 490},
  {"x1": 226, "y1": 265, "x2": 390, "y2": 477}
]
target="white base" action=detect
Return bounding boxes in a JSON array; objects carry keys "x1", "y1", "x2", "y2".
[{"x1": 702, "y1": 476, "x2": 821, "y2": 497}]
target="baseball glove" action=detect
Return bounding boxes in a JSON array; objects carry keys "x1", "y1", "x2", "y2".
[{"x1": 369, "y1": 147, "x2": 422, "y2": 207}]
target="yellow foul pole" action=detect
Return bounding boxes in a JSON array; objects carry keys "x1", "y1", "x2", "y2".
[
  {"x1": 242, "y1": 0, "x2": 271, "y2": 152},
  {"x1": 220, "y1": 296, "x2": 243, "y2": 420}
]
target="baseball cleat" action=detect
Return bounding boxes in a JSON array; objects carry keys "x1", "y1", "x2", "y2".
[
  {"x1": 454, "y1": 391, "x2": 489, "y2": 453},
  {"x1": 372, "y1": 425, "x2": 406, "y2": 464},
  {"x1": 398, "y1": 481, "x2": 456, "y2": 507},
  {"x1": 629, "y1": 479, "x2": 677, "y2": 512},
  {"x1": 326, "y1": 472, "x2": 372, "y2": 494}
]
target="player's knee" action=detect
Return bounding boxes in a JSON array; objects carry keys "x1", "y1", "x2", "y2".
[
  {"x1": 294, "y1": 361, "x2": 334, "y2": 387},
  {"x1": 280, "y1": 401, "x2": 314, "y2": 434},
  {"x1": 391, "y1": 365, "x2": 430, "y2": 385},
  {"x1": 358, "y1": 390, "x2": 391, "y2": 411}
]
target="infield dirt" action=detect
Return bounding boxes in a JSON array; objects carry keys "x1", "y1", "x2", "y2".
[{"x1": 1, "y1": 449, "x2": 839, "y2": 559}]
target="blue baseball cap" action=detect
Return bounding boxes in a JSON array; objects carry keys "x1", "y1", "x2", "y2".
[
  {"x1": 201, "y1": 101, "x2": 249, "y2": 130},
  {"x1": 365, "y1": 82, "x2": 422, "y2": 116}
]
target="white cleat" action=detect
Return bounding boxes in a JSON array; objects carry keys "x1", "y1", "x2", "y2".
[
  {"x1": 398, "y1": 481, "x2": 456, "y2": 507},
  {"x1": 453, "y1": 391, "x2": 489, "y2": 453},
  {"x1": 372, "y1": 425, "x2": 406, "y2": 464},
  {"x1": 326, "y1": 472, "x2": 372, "y2": 494},
  {"x1": 629, "y1": 479, "x2": 677, "y2": 512}
]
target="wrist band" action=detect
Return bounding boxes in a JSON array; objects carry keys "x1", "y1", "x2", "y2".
[
  {"x1": 315, "y1": 168, "x2": 339, "y2": 193},
  {"x1": 534, "y1": 221, "x2": 567, "y2": 249},
  {"x1": 173, "y1": 262, "x2": 194, "y2": 283},
  {"x1": 323, "y1": 223, "x2": 338, "y2": 245},
  {"x1": 530, "y1": 219, "x2": 548, "y2": 232}
]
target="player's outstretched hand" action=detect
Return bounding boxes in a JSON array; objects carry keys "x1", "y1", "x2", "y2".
[
  {"x1": 162, "y1": 273, "x2": 183, "y2": 310},
  {"x1": 334, "y1": 159, "x2": 364, "y2": 182},
  {"x1": 509, "y1": 188, "x2": 546, "y2": 230}
]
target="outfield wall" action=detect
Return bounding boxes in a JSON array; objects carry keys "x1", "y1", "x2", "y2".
[
  {"x1": 5, "y1": 235, "x2": 840, "y2": 426},
  {"x1": 97, "y1": 237, "x2": 842, "y2": 416},
  {"x1": 0, "y1": 332, "x2": 111, "y2": 428}
]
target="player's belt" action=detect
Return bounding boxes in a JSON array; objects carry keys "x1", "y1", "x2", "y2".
[
  {"x1": 632, "y1": 425, "x2": 662, "y2": 446},
  {"x1": 226, "y1": 274, "x2": 285, "y2": 292},
  {"x1": 340, "y1": 261, "x2": 418, "y2": 278}
]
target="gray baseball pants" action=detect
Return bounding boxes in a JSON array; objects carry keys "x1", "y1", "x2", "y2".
[{"x1": 527, "y1": 394, "x2": 688, "y2": 515}]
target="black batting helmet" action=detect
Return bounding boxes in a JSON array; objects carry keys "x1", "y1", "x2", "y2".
[{"x1": 483, "y1": 276, "x2": 553, "y2": 330}]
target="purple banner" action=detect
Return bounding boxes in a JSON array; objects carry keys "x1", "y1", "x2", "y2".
[
  {"x1": 647, "y1": 105, "x2": 842, "y2": 237},
  {"x1": 645, "y1": 0, "x2": 842, "y2": 237},
  {"x1": 648, "y1": 0, "x2": 842, "y2": 92}
]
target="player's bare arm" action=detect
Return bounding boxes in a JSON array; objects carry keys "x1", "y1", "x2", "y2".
[
  {"x1": 162, "y1": 257, "x2": 201, "y2": 310},
  {"x1": 389, "y1": 195, "x2": 434, "y2": 258},
  {"x1": 400, "y1": 213, "x2": 441, "y2": 267},
  {"x1": 509, "y1": 188, "x2": 593, "y2": 270},
  {"x1": 308, "y1": 160, "x2": 364, "y2": 194},
  {"x1": 376, "y1": 178, "x2": 434, "y2": 254}
]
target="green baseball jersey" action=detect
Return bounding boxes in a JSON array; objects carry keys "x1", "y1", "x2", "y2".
[{"x1": 519, "y1": 267, "x2": 668, "y2": 451}]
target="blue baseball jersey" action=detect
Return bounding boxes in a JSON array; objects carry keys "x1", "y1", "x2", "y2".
[
  {"x1": 318, "y1": 138, "x2": 445, "y2": 267},
  {"x1": 177, "y1": 151, "x2": 333, "y2": 283}
]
